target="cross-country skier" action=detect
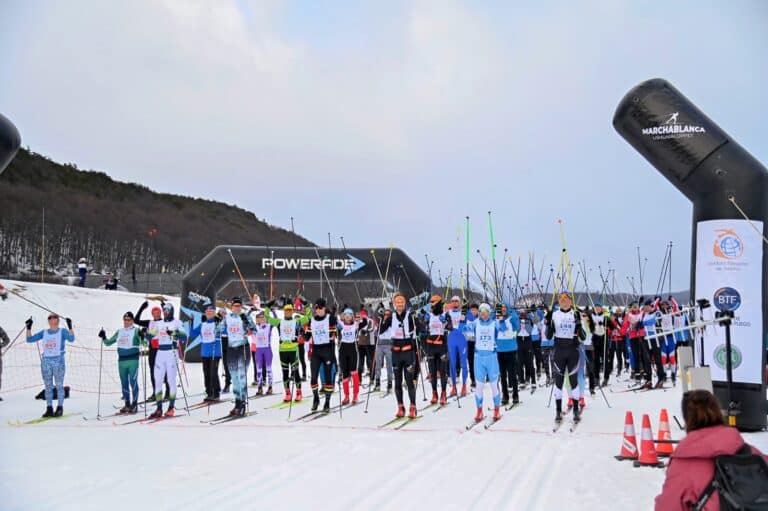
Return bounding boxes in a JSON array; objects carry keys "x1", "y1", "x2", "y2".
[
  {"x1": 187, "y1": 304, "x2": 223, "y2": 401},
  {"x1": 99, "y1": 311, "x2": 146, "y2": 413},
  {"x1": 423, "y1": 295, "x2": 450, "y2": 405},
  {"x1": 373, "y1": 310, "x2": 394, "y2": 394},
  {"x1": 355, "y1": 310, "x2": 375, "y2": 383},
  {"x1": 25, "y1": 314, "x2": 75, "y2": 417},
  {"x1": 306, "y1": 298, "x2": 338, "y2": 413},
  {"x1": 604, "y1": 311, "x2": 625, "y2": 385},
  {"x1": 461, "y1": 303, "x2": 506, "y2": 422},
  {"x1": 378, "y1": 293, "x2": 418, "y2": 418},
  {"x1": 263, "y1": 303, "x2": 311, "y2": 402},
  {"x1": 517, "y1": 311, "x2": 535, "y2": 389},
  {"x1": 641, "y1": 299, "x2": 665, "y2": 389},
  {"x1": 544, "y1": 293, "x2": 586, "y2": 423},
  {"x1": 146, "y1": 303, "x2": 187, "y2": 418},
  {"x1": 337, "y1": 308, "x2": 360, "y2": 405},
  {"x1": 134, "y1": 301, "x2": 171, "y2": 401},
  {"x1": 620, "y1": 302, "x2": 644, "y2": 383},
  {"x1": 465, "y1": 303, "x2": 479, "y2": 389},
  {"x1": 251, "y1": 310, "x2": 274, "y2": 395},
  {"x1": 587, "y1": 303, "x2": 608, "y2": 392},
  {"x1": 539, "y1": 305, "x2": 555, "y2": 386},
  {"x1": 219, "y1": 298, "x2": 254, "y2": 416},
  {"x1": 445, "y1": 296, "x2": 468, "y2": 397},
  {"x1": 496, "y1": 302, "x2": 520, "y2": 406},
  {"x1": 657, "y1": 299, "x2": 678, "y2": 385}
]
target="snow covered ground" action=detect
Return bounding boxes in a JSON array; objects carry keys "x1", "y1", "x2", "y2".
[{"x1": 1, "y1": 280, "x2": 766, "y2": 511}]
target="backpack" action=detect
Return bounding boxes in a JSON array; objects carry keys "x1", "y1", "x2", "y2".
[{"x1": 693, "y1": 444, "x2": 768, "y2": 511}]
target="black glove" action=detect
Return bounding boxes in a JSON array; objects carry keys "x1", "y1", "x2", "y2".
[
  {"x1": 139, "y1": 327, "x2": 147, "y2": 338},
  {"x1": 25, "y1": 318, "x2": 33, "y2": 330},
  {"x1": 65, "y1": 318, "x2": 73, "y2": 330},
  {"x1": 98, "y1": 328, "x2": 106, "y2": 340},
  {"x1": 138, "y1": 301, "x2": 148, "y2": 313},
  {"x1": 461, "y1": 304, "x2": 468, "y2": 315},
  {"x1": 166, "y1": 329, "x2": 174, "y2": 338},
  {"x1": 1, "y1": 293, "x2": 6, "y2": 301},
  {"x1": 495, "y1": 303, "x2": 503, "y2": 315}
]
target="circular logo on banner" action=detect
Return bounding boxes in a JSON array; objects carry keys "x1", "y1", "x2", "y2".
[
  {"x1": 713, "y1": 287, "x2": 741, "y2": 312},
  {"x1": 713, "y1": 344, "x2": 742, "y2": 371},
  {"x1": 713, "y1": 229, "x2": 744, "y2": 259}
]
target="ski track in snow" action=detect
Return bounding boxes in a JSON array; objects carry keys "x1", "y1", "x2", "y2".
[{"x1": 1, "y1": 280, "x2": 767, "y2": 511}]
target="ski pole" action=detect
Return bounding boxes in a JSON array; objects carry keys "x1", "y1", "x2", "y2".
[
  {"x1": 172, "y1": 340, "x2": 190, "y2": 413},
  {"x1": 142, "y1": 342, "x2": 148, "y2": 418},
  {"x1": 287, "y1": 354, "x2": 295, "y2": 421},
  {"x1": 96, "y1": 326, "x2": 104, "y2": 419},
  {"x1": 0, "y1": 324, "x2": 27, "y2": 357},
  {"x1": 364, "y1": 326, "x2": 380, "y2": 414}
]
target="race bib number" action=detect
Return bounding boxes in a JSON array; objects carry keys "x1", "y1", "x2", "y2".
[{"x1": 117, "y1": 335, "x2": 132, "y2": 349}]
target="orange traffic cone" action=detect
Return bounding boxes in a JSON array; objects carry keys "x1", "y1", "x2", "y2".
[
  {"x1": 656, "y1": 408, "x2": 674, "y2": 458},
  {"x1": 633, "y1": 414, "x2": 664, "y2": 468},
  {"x1": 614, "y1": 411, "x2": 639, "y2": 461}
]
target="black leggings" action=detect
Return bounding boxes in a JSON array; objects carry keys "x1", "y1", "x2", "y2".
[
  {"x1": 201, "y1": 356, "x2": 221, "y2": 398},
  {"x1": 553, "y1": 340, "x2": 580, "y2": 399},
  {"x1": 425, "y1": 343, "x2": 448, "y2": 393},
  {"x1": 605, "y1": 341, "x2": 624, "y2": 378},
  {"x1": 467, "y1": 341, "x2": 476, "y2": 384},
  {"x1": 279, "y1": 350, "x2": 301, "y2": 390},
  {"x1": 591, "y1": 335, "x2": 605, "y2": 383},
  {"x1": 298, "y1": 343, "x2": 307, "y2": 379},
  {"x1": 392, "y1": 349, "x2": 417, "y2": 405},
  {"x1": 532, "y1": 341, "x2": 543, "y2": 375},
  {"x1": 310, "y1": 344, "x2": 336, "y2": 395},
  {"x1": 338, "y1": 343, "x2": 358, "y2": 379},
  {"x1": 221, "y1": 337, "x2": 232, "y2": 386},
  {"x1": 357, "y1": 345, "x2": 375, "y2": 376},
  {"x1": 497, "y1": 351, "x2": 518, "y2": 400},
  {"x1": 518, "y1": 337, "x2": 535, "y2": 384}
]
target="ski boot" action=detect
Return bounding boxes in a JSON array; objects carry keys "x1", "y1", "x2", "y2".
[
  {"x1": 642, "y1": 381, "x2": 653, "y2": 390},
  {"x1": 567, "y1": 397, "x2": 573, "y2": 409},
  {"x1": 493, "y1": 407, "x2": 501, "y2": 421},
  {"x1": 474, "y1": 407, "x2": 484, "y2": 422},
  {"x1": 323, "y1": 397, "x2": 331, "y2": 413},
  {"x1": 602, "y1": 377, "x2": 609, "y2": 387},
  {"x1": 373, "y1": 379, "x2": 381, "y2": 392},
  {"x1": 408, "y1": 404, "x2": 417, "y2": 419},
  {"x1": 470, "y1": 380, "x2": 476, "y2": 391},
  {"x1": 119, "y1": 403, "x2": 130, "y2": 414},
  {"x1": 439, "y1": 391, "x2": 447, "y2": 406},
  {"x1": 460, "y1": 384, "x2": 467, "y2": 397},
  {"x1": 655, "y1": 380, "x2": 665, "y2": 389},
  {"x1": 501, "y1": 396, "x2": 509, "y2": 406},
  {"x1": 386, "y1": 382, "x2": 392, "y2": 394},
  {"x1": 512, "y1": 395, "x2": 520, "y2": 405},
  {"x1": 572, "y1": 401, "x2": 581, "y2": 423},
  {"x1": 311, "y1": 392, "x2": 320, "y2": 412},
  {"x1": 396, "y1": 404, "x2": 405, "y2": 418},
  {"x1": 146, "y1": 394, "x2": 156, "y2": 403},
  {"x1": 42, "y1": 406, "x2": 54, "y2": 418},
  {"x1": 589, "y1": 387, "x2": 596, "y2": 397},
  {"x1": 129, "y1": 402, "x2": 139, "y2": 414},
  {"x1": 342, "y1": 379, "x2": 350, "y2": 406},
  {"x1": 54, "y1": 406, "x2": 63, "y2": 417},
  {"x1": 295, "y1": 388, "x2": 302, "y2": 402},
  {"x1": 222, "y1": 384, "x2": 231, "y2": 394},
  {"x1": 283, "y1": 388, "x2": 292, "y2": 402},
  {"x1": 352, "y1": 389, "x2": 359, "y2": 404},
  {"x1": 430, "y1": 391, "x2": 438, "y2": 405},
  {"x1": 449, "y1": 386, "x2": 457, "y2": 398},
  {"x1": 555, "y1": 399, "x2": 563, "y2": 423},
  {"x1": 229, "y1": 401, "x2": 241, "y2": 416},
  {"x1": 579, "y1": 397, "x2": 586, "y2": 408},
  {"x1": 148, "y1": 407, "x2": 163, "y2": 419},
  {"x1": 164, "y1": 407, "x2": 176, "y2": 418},
  {"x1": 256, "y1": 385, "x2": 264, "y2": 396},
  {"x1": 266, "y1": 385, "x2": 273, "y2": 395},
  {"x1": 671, "y1": 372, "x2": 676, "y2": 386}
]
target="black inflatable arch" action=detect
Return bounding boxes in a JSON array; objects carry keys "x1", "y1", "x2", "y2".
[
  {"x1": 180, "y1": 245, "x2": 430, "y2": 362},
  {"x1": 0, "y1": 113, "x2": 21, "y2": 176},
  {"x1": 614, "y1": 78, "x2": 767, "y2": 430}
]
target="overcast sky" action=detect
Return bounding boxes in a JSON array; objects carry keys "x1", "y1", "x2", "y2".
[{"x1": 1, "y1": 1, "x2": 766, "y2": 295}]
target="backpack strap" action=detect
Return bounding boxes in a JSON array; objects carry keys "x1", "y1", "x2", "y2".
[{"x1": 691, "y1": 444, "x2": 750, "y2": 511}]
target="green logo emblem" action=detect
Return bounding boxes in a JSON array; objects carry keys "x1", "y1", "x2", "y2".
[{"x1": 713, "y1": 344, "x2": 742, "y2": 370}]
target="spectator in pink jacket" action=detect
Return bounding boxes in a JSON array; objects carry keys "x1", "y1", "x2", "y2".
[{"x1": 655, "y1": 390, "x2": 767, "y2": 510}]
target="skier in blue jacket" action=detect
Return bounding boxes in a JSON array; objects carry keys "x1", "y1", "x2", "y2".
[
  {"x1": 496, "y1": 302, "x2": 520, "y2": 406},
  {"x1": 462, "y1": 303, "x2": 507, "y2": 423},
  {"x1": 26, "y1": 314, "x2": 75, "y2": 417},
  {"x1": 188, "y1": 304, "x2": 224, "y2": 401}
]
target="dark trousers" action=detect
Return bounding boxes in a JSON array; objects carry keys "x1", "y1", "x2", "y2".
[
  {"x1": 221, "y1": 337, "x2": 232, "y2": 386},
  {"x1": 310, "y1": 344, "x2": 336, "y2": 395},
  {"x1": 497, "y1": 351, "x2": 519, "y2": 401},
  {"x1": 298, "y1": 343, "x2": 307, "y2": 379},
  {"x1": 392, "y1": 349, "x2": 417, "y2": 405},
  {"x1": 201, "y1": 356, "x2": 221, "y2": 398},
  {"x1": 357, "y1": 344, "x2": 375, "y2": 376},
  {"x1": 532, "y1": 340, "x2": 543, "y2": 375},
  {"x1": 426, "y1": 344, "x2": 448, "y2": 393},
  {"x1": 518, "y1": 337, "x2": 535, "y2": 384},
  {"x1": 591, "y1": 335, "x2": 606, "y2": 384},
  {"x1": 605, "y1": 341, "x2": 625, "y2": 378},
  {"x1": 467, "y1": 341, "x2": 476, "y2": 384}
]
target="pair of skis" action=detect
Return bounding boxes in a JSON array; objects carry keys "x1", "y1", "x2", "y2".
[
  {"x1": 8, "y1": 412, "x2": 81, "y2": 426},
  {"x1": 200, "y1": 411, "x2": 257, "y2": 425},
  {"x1": 379, "y1": 415, "x2": 422, "y2": 430}
]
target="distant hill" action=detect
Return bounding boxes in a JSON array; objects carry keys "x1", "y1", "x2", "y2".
[{"x1": 0, "y1": 148, "x2": 313, "y2": 277}]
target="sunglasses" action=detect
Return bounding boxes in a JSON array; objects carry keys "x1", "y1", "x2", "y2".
[{"x1": 48, "y1": 316, "x2": 59, "y2": 320}]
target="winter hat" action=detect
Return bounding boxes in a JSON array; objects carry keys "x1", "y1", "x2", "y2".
[
  {"x1": 232, "y1": 297, "x2": 243, "y2": 306},
  {"x1": 315, "y1": 298, "x2": 327, "y2": 308},
  {"x1": 284, "y1": 303, "x2": 294, "y2": 311},
  {"x1": 123, "y1": 311, "x2": 134, "y2": 320},
  {"x1": 479, "y1": 303, "x2": 492, "y2": 314},
  {"x1": 343, "y1": 308, "x2": 354, "y2": 316}
]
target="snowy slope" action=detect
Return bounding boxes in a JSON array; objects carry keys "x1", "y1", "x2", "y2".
[{"x1": 1, "y1": 280, "x2": 766, "y2": 511}]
